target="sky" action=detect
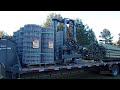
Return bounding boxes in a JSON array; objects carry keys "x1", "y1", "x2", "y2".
[{"x1": 0, "y1": 11, "x2": 120, "y2": 42}]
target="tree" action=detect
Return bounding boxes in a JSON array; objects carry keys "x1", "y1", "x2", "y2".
[
  {"x1": 99, "y1": 29, "x2": 113, "y2": 44},
  {"x1": 0, "y1": 31, "x2": 12, "y2": 39},
  {"x1": 43, "y1": 13, "x2": 97, "y2": 46},
  {"x1": 0, "y1": 31, "x2": 4, "y2": 38},
  {"x1": 43, "y1": 13, "x2": 63, "y2": 31},
  {"x1": 117, "y1": 33, "x2": 120, "y2": 46},
  {"x1": 87, "y1": 29, "x2": 98, "y2": 44},
  {"x1": 76, "y1": 18, "x2": 97, "y2": 46}
]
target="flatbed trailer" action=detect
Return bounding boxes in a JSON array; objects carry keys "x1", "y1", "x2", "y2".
[
  {"x1": 15, "y1": 59, "x2": 120, "y2": 79},
  {"x1": 2, "y1": 18, "x2": 120, "y2": 79}
]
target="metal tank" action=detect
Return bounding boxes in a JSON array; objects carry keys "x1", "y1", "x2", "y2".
[{"x1": 0, "y1": 38, "x2": 17, "y2": 67}]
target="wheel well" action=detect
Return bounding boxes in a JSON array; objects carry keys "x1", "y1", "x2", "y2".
[{"x1": 108, "y1": 64, "x2": 120, "y2": 70}]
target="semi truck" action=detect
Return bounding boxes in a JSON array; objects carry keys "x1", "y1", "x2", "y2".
[{"x1": 0, "y1": 17, "x2": 120, "y2": 79}]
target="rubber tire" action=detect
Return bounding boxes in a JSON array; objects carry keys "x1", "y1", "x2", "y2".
[{"x1": 111, "y1": 65, "x2": 119, "y2": 77}]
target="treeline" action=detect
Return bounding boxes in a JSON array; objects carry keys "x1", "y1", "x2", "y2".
[
  {"x1": 0, "y1": 31, "x2": 12, "y2": 39},
  {"x1": 1, "y1": 12, "x2": 120, "y2": 46},
  {"x1": 43, "y1": 13, "x2": 97, "y2": 46},
  {"x1": 43, "y1": 13, "x2": 120, "y2": 46}
]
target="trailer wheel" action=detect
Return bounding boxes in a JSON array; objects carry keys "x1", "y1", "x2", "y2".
[{"x1": 111, "y1": 65, "x2": 119, "y2": 77}]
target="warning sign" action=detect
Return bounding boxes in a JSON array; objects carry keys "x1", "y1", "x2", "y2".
[
  {"x1": 32, "y1": 39, "x2": 39, "y2": 48},
  {"x1": 48, "y1": 41, "x2": 53, "y2": 48}
]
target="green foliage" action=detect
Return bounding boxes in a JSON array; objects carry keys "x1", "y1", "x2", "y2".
[
  {"x1": 87, "y1": 29, "x2": 97, "y2": 44},
  {"x1": 117, "y1": 33, "x2": 120, "y2": 46},
  {"x1": 43, "y1": 13, "x2": 56, "y2": 27},
  {"x1": 76, "y1": 19, "x2": 97, "y2": 46},
  {"x1": 0, "y1": 31, "x2": 4, "y2": 38},
  {"x1": 43, "y1": 13, "x2": 64, "y2": 31},
  {"x1": 0, "y1": 31, "x2": 12, "y2": 39},
  {"x1": 99, "y1": 28, "x2": 113, "y2": 44},
  {"x1": 43, "y1": 13, "x2": 98, "y2": 46}
]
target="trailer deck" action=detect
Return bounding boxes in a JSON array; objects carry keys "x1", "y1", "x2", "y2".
[{"x1": 19, "y1": 59, "x2": 120, "y2": 74}]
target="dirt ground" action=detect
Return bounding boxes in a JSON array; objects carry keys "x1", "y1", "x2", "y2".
[
  {"x1": 28, "y1": 71, "x2": 120, "y2": 79},
  {"x1": 20, "y1": 69, "x2": 120, "y2": 79},
  {"x1": 63, "y1": 71, "x2": 120, "y2": 79}
]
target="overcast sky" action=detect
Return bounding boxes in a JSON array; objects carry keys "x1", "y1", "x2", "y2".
[{"x1": 0, "y1": 11, "x2": 120, "y2": 42}]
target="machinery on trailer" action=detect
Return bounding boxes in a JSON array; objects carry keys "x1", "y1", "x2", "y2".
[
  {"x1": 1, "y1": 17, "x2": 120, "y2": 79},
  {"x1": 52, "y1": 18, "x2": 81, "y2": 64}
]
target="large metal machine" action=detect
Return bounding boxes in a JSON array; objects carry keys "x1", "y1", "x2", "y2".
[{"x1": 52, "y1": 18, "x2": 81, "y2": 64}]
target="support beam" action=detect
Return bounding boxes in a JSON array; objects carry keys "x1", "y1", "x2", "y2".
[
  {"x1": 63, "y1": 18, "x2": 67, "y2": 45},
  {"x1": 73, "y1": 21, "x2": 77, "y2": 42},
  {"x1": 52, "y1": 19, "x2": 57, "y2": 61}
]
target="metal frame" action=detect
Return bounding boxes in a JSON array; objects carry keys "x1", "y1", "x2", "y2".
[{"x1": 52, "y1": 18, "x2": 80, "y2": 64}]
